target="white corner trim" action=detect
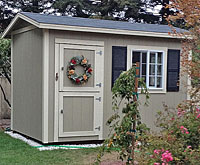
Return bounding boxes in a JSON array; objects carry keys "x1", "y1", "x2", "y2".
[
  {"x1": 42, "y1": 29, "x2": 49, "y2": 143},
  {"x1": 11, "y1": 25, "x2": 36, "y2": 35},
  {"x1": 54, "y1": 43, "x2": 59, "y2": 142},
  {"x1": 11, "y1": 35, "x2": 14, "y2": 130}
]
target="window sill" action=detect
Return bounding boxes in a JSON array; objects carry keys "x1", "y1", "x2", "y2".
[{"x1": 138, "y1": 88, "x2": 166, "y2": 94}]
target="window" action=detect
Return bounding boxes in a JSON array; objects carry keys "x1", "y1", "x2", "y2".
[{"x1": 132, "y1": 50, "x2": 164, "y2": 89}]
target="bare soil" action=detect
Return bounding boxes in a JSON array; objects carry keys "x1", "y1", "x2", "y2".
[
  {"x1": 0, "y1": 119, "x2": 10, "y2": 130},
  {"x1": 82, "y1": 151, "x2": 126, "y2": 165}
]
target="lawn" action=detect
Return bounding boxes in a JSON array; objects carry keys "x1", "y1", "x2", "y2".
[{"x1": 0, "y1": 131, "x2": 103, "y2": 165}]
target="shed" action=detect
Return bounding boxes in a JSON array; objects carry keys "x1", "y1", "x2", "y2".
[{"x1": 2, "y1": 12, "x2": 188, "y2": 143}]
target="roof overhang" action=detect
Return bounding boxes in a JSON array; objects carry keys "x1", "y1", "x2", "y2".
[
  {"x1": 2, "y1": 13, "x2": 40, "y2": 38},
  {"x1": 2, "y1": 13, "x2": 184, "y2": 39}
]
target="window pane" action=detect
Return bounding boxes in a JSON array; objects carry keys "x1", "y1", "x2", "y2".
[
  {"x1": 157, "y1": 65, "x2": 162, "y2": 75},
  {"x1": 149, "y1": 77, "x2": 155, "y2": 87},
  {"x1": 142, "y1": 64, "x2": 146, "y2": 75},
  {"x1": 150, "y1": 52, "x2": 156, "y2": 63},
  {"x1": 132, "y1": 51, "x2": 140, "y2": 63},
  {"x1": 142, "y1": 76, "x2": 146, "y2": 84},
  {"x1": 142, "y1": 52, "x2": 147, "y2": 63},
  {"x1": 149, "y1": 64, "x2": 155, "y2": 75},
  {"x1": 157, "y1": 77, "x2": 162, "y2": 88},
  {"x1": 158, "y1": 52, "x2": 162, "y2": 64}
]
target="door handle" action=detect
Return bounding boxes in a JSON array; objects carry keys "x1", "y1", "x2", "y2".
[{"x1": 56, "y1": 73, "x2": 59, "y2": 81}]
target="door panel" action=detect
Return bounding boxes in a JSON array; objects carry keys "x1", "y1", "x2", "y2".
[
  {"x1": 63, "y1": 49, "x2": 95, "y2": 88},
  {"x1": 57, "y1": 42, "x2": 104, "y2": 139},
  {"x1": 58, "y1": 92, "x2": 102, "y2": 137},
  {"x1": 59, "y1": 44, "x2": 102, "y2": 92},
  {"x1": 63, "y1": 96, "x2": 94, "y2": 132}
]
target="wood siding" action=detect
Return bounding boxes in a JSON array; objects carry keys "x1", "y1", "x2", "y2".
[
  {"x1": 48, "y1": 30, "x2": 187, "y2": 142},
  {"x1": 12, "y1": 29, "x2": 43, "y2": 141}
]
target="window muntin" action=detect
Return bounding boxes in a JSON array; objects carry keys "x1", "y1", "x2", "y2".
[{"x1": 132, "y1": 50, "x2": 164, "y2": 89}]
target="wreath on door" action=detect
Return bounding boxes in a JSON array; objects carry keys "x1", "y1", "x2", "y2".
[{"x1": 67, "y1": 55, "x2": 93, "y2": 84}]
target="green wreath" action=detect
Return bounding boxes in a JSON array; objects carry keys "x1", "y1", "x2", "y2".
[{"x1": 67, "y1": 56, "x2": 93, "y2": 84}]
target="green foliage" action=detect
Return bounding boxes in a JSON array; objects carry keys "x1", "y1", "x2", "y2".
[
  {"x1": 53, "y1": 0, "x2": 93, "y2": 17},
  {"x1": 97, "y1": 67, "x2": 149, "y2": 164},
  {"x1": 0, "y1": 1, "x2": 53, "y2": 32},
  {"x1": 53, "y1": 0, "x2": 161, "y2": 23},
  {"x1": 138, "y1": 105, "x2": 200, "y2": 164},
  {"x1": 0, "y1": 38, "x2": 11, "y2": 83}
]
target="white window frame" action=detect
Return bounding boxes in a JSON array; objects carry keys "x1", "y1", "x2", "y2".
[{"x1": 127, "y1": 45, "x2": 168, "y2": 93}]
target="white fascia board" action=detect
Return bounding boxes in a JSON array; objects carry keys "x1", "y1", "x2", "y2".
[
  {"x1": 2, "y1": 12, "x2": 185, "y2": 39},
  {"x1": 2, "y1": 13, "x2": 39, "y2": 38},
  {"x1": 39, "y1": 23, "x2": 181, "y2": 39}
]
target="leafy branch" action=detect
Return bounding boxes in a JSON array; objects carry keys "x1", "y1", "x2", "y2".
[{"x1": 96, "y1": 64, "x2": 149, "y2": 164}]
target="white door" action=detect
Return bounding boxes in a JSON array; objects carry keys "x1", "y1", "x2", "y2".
[{"x1": 55, "y1": 40, "x2": 104, "y2": 139}]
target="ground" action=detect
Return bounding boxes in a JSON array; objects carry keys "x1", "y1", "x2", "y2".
[
  {"x1": 0, "y1": 119, "x2": 10, "y2": 130},
  {"x1": 0, "y1": 120, "x2": 125, "y2": 165}
]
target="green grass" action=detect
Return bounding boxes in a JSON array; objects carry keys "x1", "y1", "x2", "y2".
[{"x1": 0, "y1": 131, "x2": 99, "y2": 165}]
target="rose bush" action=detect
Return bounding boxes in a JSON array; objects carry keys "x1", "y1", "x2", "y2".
[{"x1": 138, "y1": 106, "x2": 200, "y2": 164}]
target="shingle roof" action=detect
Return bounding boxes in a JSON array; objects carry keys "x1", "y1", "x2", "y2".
[{"x1": 21, "y1": 12, "x2": 184, "y2": 34}]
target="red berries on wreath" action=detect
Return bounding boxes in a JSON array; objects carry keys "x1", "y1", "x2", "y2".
[
  {"x1": 71, "y1": 59, "x2": 76, "y2": 64},
  {"x1": 88, "y1": 68, "x2": 92, "y2": 73}
]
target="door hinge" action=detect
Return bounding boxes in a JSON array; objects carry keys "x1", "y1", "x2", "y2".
[
  {"x1": 96, "y1": 97, "x2": 101, "y2": 102},
  {"x1": 60, "y1": 109, "x2": 63, "y2": 114},
  {"x1": 61, "y1": 67, "x2": 64, "y2": 71},
  {"x1": 95, "y1": 126, "x2": 101, "y2": 131},
  {"x1": 96, "y1": 51, "x2": 102, "y2": 56},
  {"x1": 56, "y1": 73, "x2": 59, "y2": 81},
  {"x1": 96, "y1": 83, "x2": 102, "y2": 88}
]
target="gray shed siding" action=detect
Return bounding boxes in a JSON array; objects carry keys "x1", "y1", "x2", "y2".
[
  {"x1": 48, "y1": 30, "x2": 187, "y2": 142},
  {"x1": 13, "y1": 28, "x2": 43, "y2": 141}
]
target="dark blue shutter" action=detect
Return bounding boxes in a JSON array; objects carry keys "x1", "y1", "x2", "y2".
[
  {"x1": 112, "y1": 46, "x2": 127, "y2": 86},
  {"x1": 167, "y1": 49, "x2": 180, "y2": 92}
]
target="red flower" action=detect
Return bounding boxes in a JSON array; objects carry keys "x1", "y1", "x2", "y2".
[
  {"x1": 88, "y1": 68, "x2": 92, "y2": 73},
  {"x1": 76, "y1": 78, "x2": 80, "y2": 83},
  {"x1": 71, "y1": 59, "x2": 76, "y2": 64}
]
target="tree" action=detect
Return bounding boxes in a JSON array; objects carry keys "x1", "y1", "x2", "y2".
[
  {"x1": 167, "y1": 0, "x2": 200, "y2": 107},
  {"x1": 0, "y1": 1, "x2": 15, "y2": 32},
  {"x1": 53, "y1": 0, "x2": 160, "y2": 23},
  {"x1": 53, "y1": 0, "x2": 93, "y2": 17},
  {"x1": 0, "y1": 38, "x2": 11, "y2": 107},
  {"x1": 0, "y1": 0, "x2": 53, "y2": 32}
]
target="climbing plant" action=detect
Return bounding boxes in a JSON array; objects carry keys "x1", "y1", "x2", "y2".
[{"x1": 96, "y1": 64, "x2": 149, "y2": 164}]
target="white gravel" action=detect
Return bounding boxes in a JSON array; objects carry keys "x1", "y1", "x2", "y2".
[{"x1": 5, "y1": 131, "x2": 102, "y2": 151}]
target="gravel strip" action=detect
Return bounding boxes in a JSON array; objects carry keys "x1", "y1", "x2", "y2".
[{"x1": 5, "y1": 131, "x2": 102, "y2": 151}]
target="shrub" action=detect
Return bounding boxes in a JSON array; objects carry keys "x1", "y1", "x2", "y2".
[{"x1": 138, "y1": 106, "x2": 200, "y2": 164}]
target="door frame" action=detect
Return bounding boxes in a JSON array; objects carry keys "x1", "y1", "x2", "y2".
[{"x1": 54, "y1": 39, "x2": 104, "y2": 142}]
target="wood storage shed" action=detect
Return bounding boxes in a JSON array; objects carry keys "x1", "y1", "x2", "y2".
[{"x1": 2, "y1": 12, "x2": 188, "y2": 143}]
